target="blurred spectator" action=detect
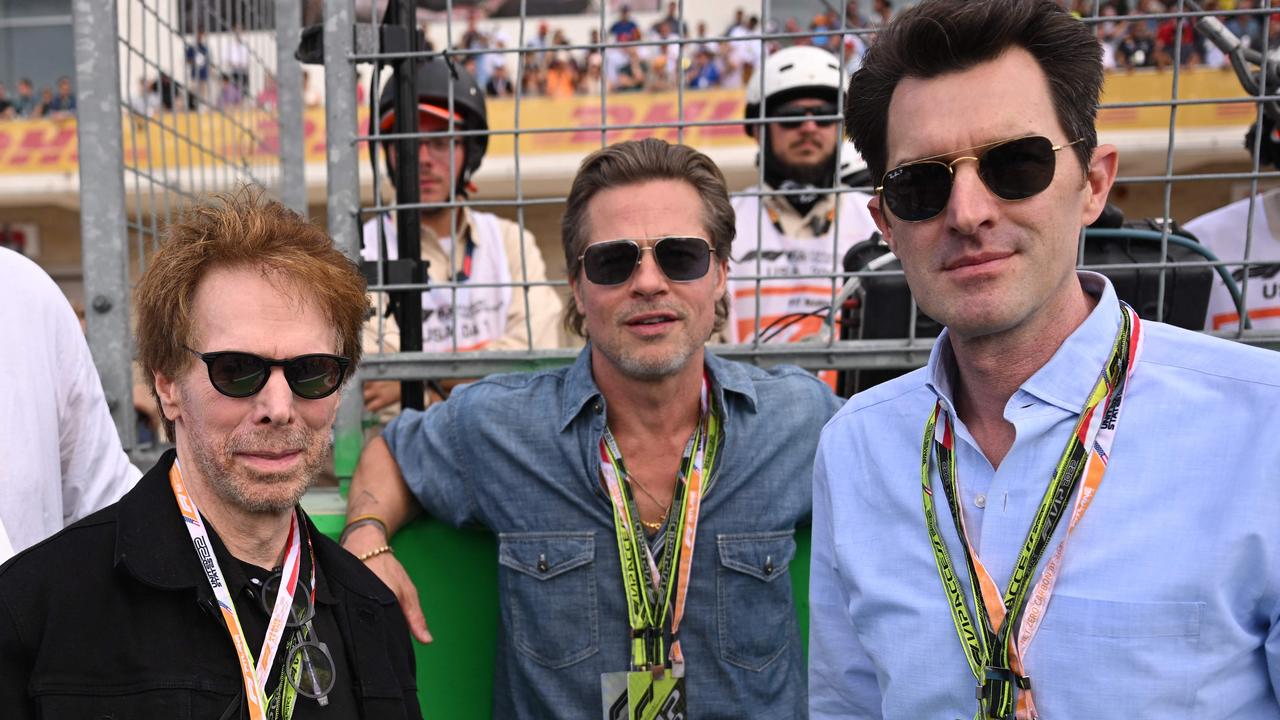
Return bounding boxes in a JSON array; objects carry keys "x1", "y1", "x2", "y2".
[
  {"x1": 520, "y1": 56, "x2": 545, "y2": 95},
  {"x1": 685, "y1": 46, "x2": 722, "y2": 89},
  {"x1": 544, "y1": 52, "x2": 578, "y2": 97},
  {"x1": 718, "y1": 41, "x2": 746, "y2": 88},
  {"x1": 613, "y1": 45, "x2": 648, "y2": 92},
  {"x1": 184, "y1": 31, "x2": 210, "y2": 106},
  {"x1": 578, "y1": 52, "x2": 604, "y2": 94},
  {"x1": 224, "y1": 26, "x2": 251, "y2": 97},
  {"x1": 652, "y1": 1, "x2": 688, "y2": 36},
  {"x1": 872, "y1": 0, "x2": 894, "y2": 26},
  {"x1": 486, "y1": 59, "x2": 515, "y2": 97},
  {"x1": 33, "y1": 87, "x2": 55, "y2": 118},
  {"x1": 609, "y1": 5, "x2": 639, "y2": 41},
  {"x1": 47, "y1": 77, "x2": 76, "y2": 118},
  {"x1": 579, "y1": 27, "x2": 603, "y2": 74},
  {"x1": 12, "y1": 79, "x2": 35, "y2": 118},
  {"x1": 726, "y1": 7, "x2": 747, "y2": 35},
  {"x1": 1155, "y1": 12, "x2": 1200, "y2": 66},
  {"x1": 1117, "y1": 20, "x2": 1157, "y2": 68},
  {"x1": 461, "y1": 8, "x2": 484, "y2": 48},
  {"x1": 730, "y1": 15, "x2": 762, "y2": 87},
  {"x1": 783, "y1": 17, "x2": 806, "y2": 47},
  {"x1": 528, "y1": 20, "x2": 552, "y2": 62},
  {"x1": 129, "y1": 77, "x2": 161, "y2": 117},
  {"x1": 692, "y1": 20, "x2": 719, "y2": 56},
  {"x1": 0, "y1": 84, "x2": 14, "y2": 119},
  {"x1": 218, "y1": 71, "x2": 242, "y2": 107},
  {"x1": 1095, "y1": 5, "x2": 1124, "y2": 69},
  {"x1": 1225, "y1": 0, "x2": 1264, "y2": 50},
  {"x1": 647, "y1": 47, "x2": 676, "y2": 92}
]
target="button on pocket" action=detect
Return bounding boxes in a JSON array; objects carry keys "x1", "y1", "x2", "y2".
[
  {"x1": 498, "y1": 532, "x2": 599, "y2": 668},
  {"x1": 716, "y1": 530, "x2": 797, "y2": 671}
]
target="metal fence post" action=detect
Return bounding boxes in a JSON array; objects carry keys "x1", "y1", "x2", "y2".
[
  {"x1": 324, "y1": 0, "x2": 365, "y2": 479},
  {"x1": 73, "y1": 0, "x2": 136, "y2": 451},
  {"x1": 276, "y1": 0, "x2": 306, "y2": 216}
]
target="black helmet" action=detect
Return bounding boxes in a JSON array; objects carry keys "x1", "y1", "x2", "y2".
[{"x1": 377, "y1": 57, "x2": 489, "y2": 187}]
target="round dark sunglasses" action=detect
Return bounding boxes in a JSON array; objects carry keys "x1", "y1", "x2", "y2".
[
  {"x1": 185, "y1": 346, "x2": 350, "y2": 400},
  {"x1": 876, "y1": 135, "x2": 1083, "y2": 223},
  {"x1": 579, "y1": 236, "x2": 714, "y2": 286}
]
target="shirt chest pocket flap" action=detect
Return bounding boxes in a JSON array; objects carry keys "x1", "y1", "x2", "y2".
[
  {"x1": 716, "y1": 530, "x2": 797, "y2": 672},
  {"x1": 498, "y1": 531, "x2": 599, "y2": 669}
]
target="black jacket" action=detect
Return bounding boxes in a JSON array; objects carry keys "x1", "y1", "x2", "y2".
[{"x1": 0, "y1": 450, "x2": 422, "y2": 719}]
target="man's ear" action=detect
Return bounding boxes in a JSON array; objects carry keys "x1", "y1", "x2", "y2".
[
  {"x1": 1081, "y1": 143, "x2": 1119, "y2": 227},
  {"x1": 154, "y1": 370, "x2": 183, "y2": 425},
  {"x1": 868, "y1": 194, "x2": 897, "y2": 254}
]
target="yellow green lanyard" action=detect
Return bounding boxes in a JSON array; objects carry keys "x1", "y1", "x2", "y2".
[
  {"x1": 921, "y1": 304, "x2": 1136, "y2": 720},
  {"x1": 600, "y1": 376, "x2": 720, "y2": 672}
]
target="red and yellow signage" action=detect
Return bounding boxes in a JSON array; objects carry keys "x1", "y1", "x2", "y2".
[{"x1": 0, "y1": 69, "x2": 1257, "y2": 177}]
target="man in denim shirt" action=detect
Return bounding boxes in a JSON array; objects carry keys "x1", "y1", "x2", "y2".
[{"x1": 344, "y1": 138, "x2": 842, "y2": 718}]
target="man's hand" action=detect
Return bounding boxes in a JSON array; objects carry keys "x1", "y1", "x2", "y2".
[
  {"x1": 363, "y1": 380, "x2": 401, "y2": 412},
  {"x1": 342, "y1": 523, "x2": 432, "y2": 644}
]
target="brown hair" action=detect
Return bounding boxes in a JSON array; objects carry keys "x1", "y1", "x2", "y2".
[
  {"x1": 135, "y1": 186, "x2": 368, "y2": 437},
  {"x1": 845, "y1": 0, "x2": 1101, "y2": 184},
  {"x1": 560, "y1": 138, "x2": 734, "y2": 339}
]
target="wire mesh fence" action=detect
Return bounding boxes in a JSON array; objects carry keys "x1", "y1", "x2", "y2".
[
  {"x1": 74, "y1": 0, "x2": 305, "y2": 457},
  {"x1": 339, "y1": 0, "x2": 1280, "y2": 448}
]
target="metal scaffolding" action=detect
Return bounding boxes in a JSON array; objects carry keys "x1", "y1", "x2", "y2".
[{"x1": 74, "y1": 0, "x2": 306, "y2": 458}]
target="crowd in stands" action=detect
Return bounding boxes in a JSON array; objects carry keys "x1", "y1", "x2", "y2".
[
  {"x1": 0, "y1": 77, "x2": 76, "y2": 120},
  {"x1": 3, "y1": 0, "x2": 1273, "y2": 123},
  {"x1": 1085, "y1": 0, "x2": 1276, "y2": 70}
]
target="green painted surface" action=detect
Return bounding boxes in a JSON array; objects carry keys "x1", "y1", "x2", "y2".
[{"x1": 317, "y1": 514, "x2": 812, "y2": 717}]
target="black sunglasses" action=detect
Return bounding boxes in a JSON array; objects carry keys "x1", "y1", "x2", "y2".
[
  {"x1": 185, "y1": 346, "x2": 350, "y2": 400},
  {"x1": 876, "y1": 135, "x2": 1084, "y2": 223},
  {"x1": 773, "y1": 102, "x2": 839, "y2": 129},
  {"x1": 578, "y1": 236, "x2": 714, "y2": 286}
]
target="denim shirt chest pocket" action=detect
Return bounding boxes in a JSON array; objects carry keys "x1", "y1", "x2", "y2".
[
  {"x1": 716, "y1": 530, "x2": 797, "y2": 671},
  {"x1": 498, "y1": 531, "x2": 600, "y2": 668}
]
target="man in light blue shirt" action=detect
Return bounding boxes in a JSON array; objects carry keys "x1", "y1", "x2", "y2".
[
  {"x1": 810, "y1": 0, "x2": 1280, "y2": 717},
  {"x1": 345, "y1": 139, "x2": 842, "y2": 718}
]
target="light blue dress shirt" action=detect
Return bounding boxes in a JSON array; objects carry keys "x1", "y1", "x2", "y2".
[{"x1": 809, "y1": 273, "x2": 1280, "y2": 719}]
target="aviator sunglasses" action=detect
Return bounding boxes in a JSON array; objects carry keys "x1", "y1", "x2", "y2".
[
  {"x1": 876, "y1": 135, "x2": 1083, "y2": 223},
  {"x1": 579, "y1": 236, "x2": 714, "y2": 286},
  {"x1": 185, "y1": 346, "x2": 350, "y2": 400}
]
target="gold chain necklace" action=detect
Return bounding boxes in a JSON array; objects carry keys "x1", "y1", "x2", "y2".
[{"x1": 627, "y1": 473, "x2": 671, "y2": 532}]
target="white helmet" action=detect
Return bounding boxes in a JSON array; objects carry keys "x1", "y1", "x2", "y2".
[
  {"x1": 744, "y1": 45, "x2": 843, "y2": 137},
  {"x1": 837, "y1": 140, "x2": 869, "y2": 185}
]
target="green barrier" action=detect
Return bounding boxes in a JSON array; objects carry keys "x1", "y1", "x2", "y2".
[{"x1": 315, "y1": 514, "x2": 812, "y2": 717}]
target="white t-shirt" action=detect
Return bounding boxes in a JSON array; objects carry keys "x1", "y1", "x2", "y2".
[
  {"x1": 0, "y1": 248, "x2": 140, "y2": 561},
  {"x1": 1184, "y1": 192, "x2": 1280, "y2": 331},
  {"x1": 729, "y1": 188, "x2": 878, "y2": 344}
]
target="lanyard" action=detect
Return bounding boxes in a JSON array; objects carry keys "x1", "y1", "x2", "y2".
[
  {"x1": 921, "y1": 303, "x2": 1143, "y2": 720},
  {"x1": 599, "y1": 373, "x2": 719, "y2": 676},
  {"x1": 169, "y1": 461, "x2": 311, "y2": 720}
]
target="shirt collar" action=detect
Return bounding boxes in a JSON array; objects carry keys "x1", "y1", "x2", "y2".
[
  {"x1": 557, "y1": 345, "x2": 759, "y2": 432},
  {"x1": 420, "y1": 207, "x2": 480, "y2": 247},
  {"x1": 926, "y1": 271, "x2": 1121, "y2": 415},
  {"x1": 115, "y1": 449, "x2": 336, "y2": 604}
]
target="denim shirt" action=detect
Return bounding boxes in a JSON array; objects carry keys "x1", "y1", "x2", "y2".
[{"x1": 384, "y1": 346, "x2": 843, "y2": 719}]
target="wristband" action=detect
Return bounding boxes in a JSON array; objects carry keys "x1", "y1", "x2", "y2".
[
  {"x1": 340, "y1": 514, "x2": 389, "y2": 546},
  {"x1": 356, "y1": 545, "x2": 394, "y2": 562}
]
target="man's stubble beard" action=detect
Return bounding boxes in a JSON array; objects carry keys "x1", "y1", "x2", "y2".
[{"x1": 187, "y1": 424, "x2": 327, "y2": 515}]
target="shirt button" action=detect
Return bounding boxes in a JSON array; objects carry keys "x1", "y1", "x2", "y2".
[
  {"x1": 593, "y1": 402, "x2": 602, "y2": 415},
  {"x1": 975, "y1": 494, "x2": 987, "y2": 509}
]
